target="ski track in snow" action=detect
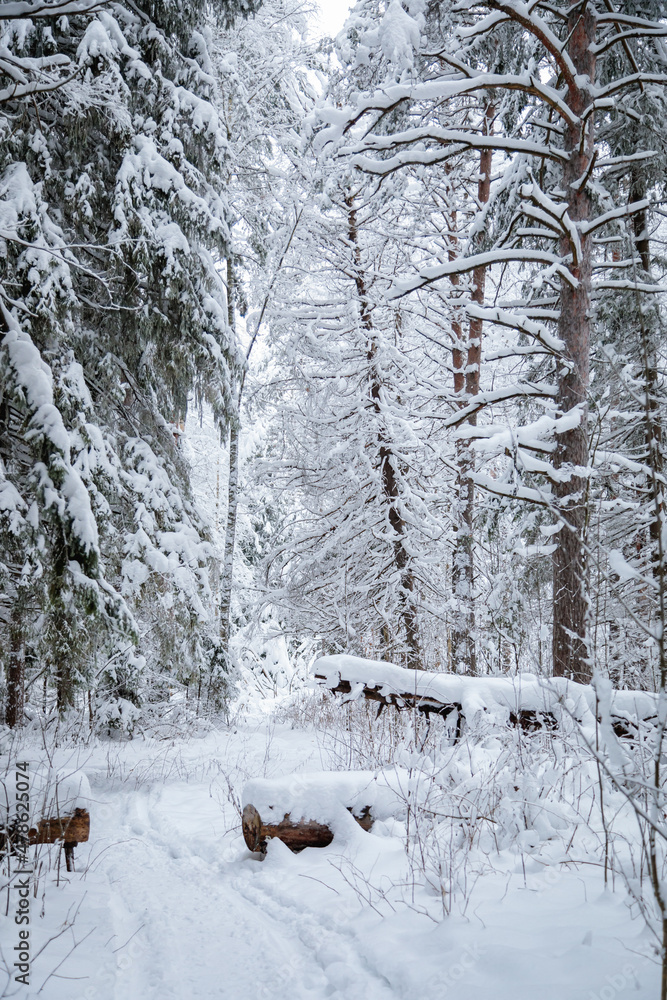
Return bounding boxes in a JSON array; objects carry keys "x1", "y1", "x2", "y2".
[
  {"x1": 16, "y1": 724, "x2": 662, "y2": 1000},
  {"x1": 104, "y1": 782, "x2": 396, "y2": 1000},
  {"x1": 62, "y1": 725, "x2": 401, "y2": 1000}
]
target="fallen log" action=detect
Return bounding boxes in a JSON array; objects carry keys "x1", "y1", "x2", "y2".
[
  {"x1": 313, "y1": 654, "x2": 657, "y2": 739},
  {"x1": 509, "y1": 709, "x2": 558, "y2": 733},
  {"x1": 242, "y1": 803, "x2": 373, "y2": 854},
  {"x1": 29, "y1": 808, "x2": 90, "y2": 871},
  {"x1": 322, "y1": 676, "x2": 465, "y2": 737},
  {"x1": 317, "y1": 675, "x2": 567, "y2": 736},
  {"x1": 28, "y1": 808, "x2": 90, "y2": 846}
]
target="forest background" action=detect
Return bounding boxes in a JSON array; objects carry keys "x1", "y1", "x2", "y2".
[{"x1": 1, "y1": 0, "x2": 666, "y2": 733}]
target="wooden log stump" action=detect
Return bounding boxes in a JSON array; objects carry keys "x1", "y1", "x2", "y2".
[
  {"x1": 242, "y1": 803, "x2": 373, "y2": 854},
  {"x1": 28, "y1": 808, "x2": 90, "y2": 872},
  {"x1": 28, "y1": 808, "x2": 90, "y2": 846}
]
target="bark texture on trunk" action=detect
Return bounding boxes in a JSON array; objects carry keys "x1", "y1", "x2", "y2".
[
  {"x1": 630, "y1": 167, "x2": 663, "y2": 576},
  {"x1": 219, "y1": 415, "x2": 239, "y2": 657},
  {"x1": 552, "y1": 8, "x2": 595, "y2": 683},
  {"x1": 451, "y1": 112, "x2": 493, "y2": 675},
  {"x1": 219, "y1": 256, "x2": 239, "y2": 662},
  {"x1": 6, "y1": 603, "x2": 25, "y2": 728}
]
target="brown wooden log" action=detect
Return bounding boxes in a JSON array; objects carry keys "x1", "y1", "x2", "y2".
[
  {"x1": 28, "y1": 808, "x2": 90, "y2": 846},
  {"x1": 242, "y1": 803, "x2": 373, "y2": 854}
]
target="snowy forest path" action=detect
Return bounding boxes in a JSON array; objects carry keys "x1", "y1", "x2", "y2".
[
  {"x1": 18, "y1": 723, "x2": 663, "y2": 1000},
  {"x1": 82, "y1": 728, "x2": 401, "y2": 1000}
]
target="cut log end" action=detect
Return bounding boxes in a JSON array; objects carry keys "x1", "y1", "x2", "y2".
[
  {"x1": 242, "y1": 803, "x2": 264, "y2": 853},
  {"x1": 242, "y1": 803, "x2": 372, "y2": 854}
]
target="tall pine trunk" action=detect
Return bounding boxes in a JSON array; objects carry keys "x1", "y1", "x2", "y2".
[
  {"x1": 451, "y1": 112, "x2": 492, "y2": 675},
  {"x1": 630, "y1": 166, "x2": 663, "y2": 576},
  {"x1": 552, "y1": 8, "x2": 595, "y2": 682}
]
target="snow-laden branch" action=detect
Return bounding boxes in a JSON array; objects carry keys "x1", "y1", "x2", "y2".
[
  {"x1": 593, "y1": 72, "x2": 667, "y2": 101},
  {"x1": 347, "y1": 130, "x2": 565, "y2": 176},
  {"x1": 315, "y1": 70, "x2": 580, "y2": 153},
  {"x1": 390, "y1": 249, "x2": 578, "y2": 299},
  {"x1": 422, "y1": 382, "x2": 558, "y2": 428},
  {"x1": 580, "y1": 200, "x2": 650, "y2": 235},
  {"x1": 0, "y1": 0, "x2": 105, "y2": 17},
  {"x1": 0, "y1": 67, "x2": 80, "y2": 105},
  {"x1": 520, "y1": 183, "x2": 581, "y2": 262},
  {"x1": 595, "y1": 151, "x2": 656, "y2": 170},
  {"x1": 593, "y1": 279, "x2": 666, "y2": 292},
  {"x1": 458, "y1": 0, "x2": 579, "y2": 93},
  {"x1": 592, "y1": 24, "x2": 667, "y2": 55},
  {"x1": 466, "y1": 303, "x2": 564, "y2": 351}
]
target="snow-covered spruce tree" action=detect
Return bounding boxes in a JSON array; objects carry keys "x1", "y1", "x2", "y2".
[
  {"x1": 0, "y1": 0, "x2": 262, "y2": 725},
  {"x1": 577, "y1": 0, "x2": 667, "y2": 688},
  {"x1": 316, "y1": 0, "x2": 667, "y2": 683}
]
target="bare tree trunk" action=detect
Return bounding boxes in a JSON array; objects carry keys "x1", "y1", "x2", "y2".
[
  {"x1": 451, "y1": 109, "x2": 493, "y2": 675},
  {"x1": 379, "y1": 438, "x2": 420, "y2": 669},
  {"x1": 219, "y1": 256, "x2": 238, "y2": 662},
  {"x1": 55, "y1": 609, "x2": 74, "y2": 714},
  {"x1": 6, "y1": 602, "x2": 25, "y2": 728},
  {"x1": 347, "y1": 198, "x2": 421, "y2": 667},
  {"x1": 217, "y1": 216, "x2": 302, "y2": 667},
  {"x1": 552, "y1": 9, "x2": 595, "y2": 683},
  {"x1": 219, "y1": 414, "x2": 239, "y2": 657},
  {"x1": 638, "y1": 288, "x2": 667, "y2": 1000}
]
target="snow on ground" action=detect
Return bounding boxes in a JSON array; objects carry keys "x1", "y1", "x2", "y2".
[{"x1": 0, "y1": 715, "x2": 661, "y2": 1000}]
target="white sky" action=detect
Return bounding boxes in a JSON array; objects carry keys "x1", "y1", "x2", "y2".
[{"x1": 313, "y1": 0, "x2": 353, "y2": 38}]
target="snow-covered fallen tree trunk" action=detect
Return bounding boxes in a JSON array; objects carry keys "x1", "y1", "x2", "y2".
[
  {"x1": 29, "y1": 808, "x2": 90, "y2": 871},
  {"x1": 242, "y1": 770, "x2": 411, "y2": 854},
  {"x1": 1, "y1": 763, "x2": 91, "y2": 871},
  {"x1": 241, "y1": 803, "x2": 372, "y2": 853},
  {"x1": 313, "y1": 655, "x2": 658, "y2": 738},
  {"x1": 28, "y1": 808, "x2": 90, "y2": 846},
  {"x1": 1, "y1": 807, "x2": 90, "y2": 872}
]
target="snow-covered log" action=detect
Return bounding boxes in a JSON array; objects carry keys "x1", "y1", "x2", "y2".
[
  {"x1": 28, "y1": 809, "x2": 90, "y2": 844},
  {"x1": 242, "y1": 770, "x2": 411, "y2": 853},
  {"x1": 28, "y1": 808, "x2": 89, "y2": 872},
  {"x1": 313, "y1": 655, "x2": 658, "y2": 737},
  {"x1": 242, "y1": 804, "x2": 345, "y2": 853},
  {"x1": 1, "y1": 764, "x2": 91, "y2": 870},
  {"x1": 1, "y1": 807, "x2": 90, "y2": 872},
  {"x1": 28, "y1": 808, "x2": 90, "y2": 846}
]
